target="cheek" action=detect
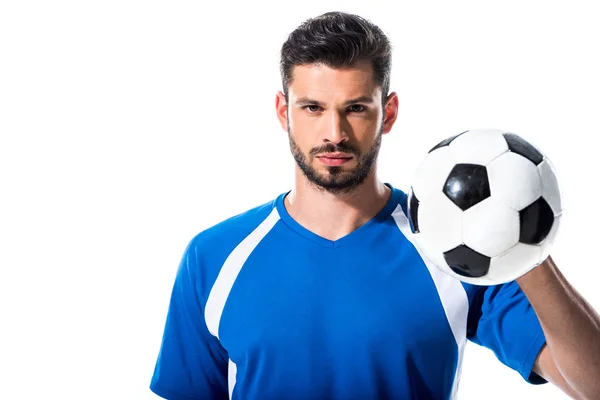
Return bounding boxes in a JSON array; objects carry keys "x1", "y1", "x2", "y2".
[
  {"x1": 349, "y1": 112, "x2": 380, "y2": 132},
  {"x1": 288, "y1": 109, "x2": 311, "y2": 131},
  {"x1": 353, "y1": 122, "x2": 380, "y2": 143},
  {"x1": 289, "y1": 112, "x2": 315, "y2": 142}
]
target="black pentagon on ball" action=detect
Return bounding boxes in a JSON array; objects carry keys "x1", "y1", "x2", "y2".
[
  {"x1": 428, "y1": 130, "x2": 468, "y2": 153},
  {"x1": 407, "y1": 188, "x2": 420, "y2": 234},
  {"x1": 443, "y1": 163, "x2": 491, "y2": 211},
  {"x1": 443, "y1": 244, "x2": 491, "y2": 278},
  {"x1": 502, "y1": 132, "x2": 544, "y2": 166},
  {"x1": 519, "y1": 197, "x2": 555, "y2": 244}
]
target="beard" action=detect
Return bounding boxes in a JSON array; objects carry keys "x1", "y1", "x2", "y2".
[{"x1": 288, "y1": 127, "x2": 383, "y2": 195}]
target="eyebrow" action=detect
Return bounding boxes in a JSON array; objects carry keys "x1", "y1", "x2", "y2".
[{"x1": 295, "y1": 95, "x2": 375, "y2": 106}]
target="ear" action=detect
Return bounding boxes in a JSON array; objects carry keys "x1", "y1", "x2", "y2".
[
  {"x1": 275, "y1": 91, "x2": 289, "y2": 132},
  {"x1": 382, "y1": 92, "x2": 399, "y2": 135}
]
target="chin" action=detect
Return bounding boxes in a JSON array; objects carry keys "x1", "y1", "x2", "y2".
[{"x1": 320, "y1": 168, "x2": 353, "y2": 180}]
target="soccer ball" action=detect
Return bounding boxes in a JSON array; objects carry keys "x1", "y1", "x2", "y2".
[{"x1": 407, "y1": 129, "x2": 563, "y2": 286}]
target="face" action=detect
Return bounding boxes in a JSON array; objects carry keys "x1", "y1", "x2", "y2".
[{"x1": 276, "y1": 61, "x2": 398, "y2": 194}]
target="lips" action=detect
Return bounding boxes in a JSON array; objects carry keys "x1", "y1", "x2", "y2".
[
  {"x1": 317, "y1": 153, "x2": 353, "y2": 166},
  {"x1": 317, "y1": 152, "x2": 353, "y2": 159}
]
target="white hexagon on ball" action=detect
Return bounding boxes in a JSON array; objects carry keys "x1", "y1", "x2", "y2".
[
  {"x1": 462, "y1": 197, "x2": 520, "y2": 258},
  {"x1": 411, "y1": 146, "x2": 456, "y2": 202},
  {"x1": 486, "y1": 243, "x2": 543, "y2": 284},
  {"x1": 417, "y1": 191, "x2": 463, "y2": 253},
  {"x1": 448, "y1": 129, "x2": 509, "y2": 165},
  {"x1": 487, "y1": 151, "x2": 542, "y2": 211},
  {"x1": 538, "y1": 158, "x2": 563, "y2": 216}
]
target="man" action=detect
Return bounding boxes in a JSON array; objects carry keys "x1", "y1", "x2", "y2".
[{"x1": 150, "y1": 11, "x2": 600, "y2": 400}]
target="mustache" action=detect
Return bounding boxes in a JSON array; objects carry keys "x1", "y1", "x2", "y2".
[{"x1": 309, "y1": 142, "x2": 359, "y2": 157}]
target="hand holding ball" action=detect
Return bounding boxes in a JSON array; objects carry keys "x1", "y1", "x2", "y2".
[{"x1": 407, "y1": 129, "x2": 563, "y2": 285}]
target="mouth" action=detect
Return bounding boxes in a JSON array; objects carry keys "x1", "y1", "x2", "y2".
[{"x1": 317, "y1": 153, "x2": 353, "y2": 166}]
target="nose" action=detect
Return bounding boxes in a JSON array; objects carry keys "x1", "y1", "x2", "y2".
[{"x1": 322, "y1": 110, "x2": 349, "y2": 145}]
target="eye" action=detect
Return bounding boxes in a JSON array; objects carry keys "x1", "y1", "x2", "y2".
[
  {"x1": 348, "y1": 104, "x2": 367, "y2": 113},
  {"x1": 303, "y1": 105, "x2": 322, "y2": 113}
]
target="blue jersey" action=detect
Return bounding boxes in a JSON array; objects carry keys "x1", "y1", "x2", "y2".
[{"x1": 150, "y1": 185, "x2": 547, "y2": 400}]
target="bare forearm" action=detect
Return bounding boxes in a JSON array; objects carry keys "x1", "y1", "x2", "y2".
[{"x1": 517, "y1": 256, "x2": 600, "y2": 398}]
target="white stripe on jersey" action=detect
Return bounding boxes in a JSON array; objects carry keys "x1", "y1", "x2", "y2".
[
  {"x1": 204, "y1": 207, "x2": 280, "y2": 398},
  {"x1": 391, "y1": 204, "x2": 469, "y2": 400},
  {"x1": 228, "y1": 359, "x2": 237, "y2": 399},
  {"x1": 205, "y1": 207, "x2": 281, "y2": 339}
]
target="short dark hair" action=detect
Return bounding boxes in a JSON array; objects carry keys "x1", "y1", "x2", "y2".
[{"x1": 280, "y1": 11, "x2": 392, "y2": 103}]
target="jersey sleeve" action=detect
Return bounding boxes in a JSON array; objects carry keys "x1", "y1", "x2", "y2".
[
  {"x1": 150, "y1": 237, "x2": 229, "y2": 400},
  {"x1": 466, "y1": 280, "x2": 547, "y2": 384}
]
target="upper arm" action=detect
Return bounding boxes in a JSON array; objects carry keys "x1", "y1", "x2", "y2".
[
  {"x1": 150, "y1": 238, "x2": 229, "y2": 400},
  {"x1": 466, "y1": 281, "x2": 548, "y2": 384}
]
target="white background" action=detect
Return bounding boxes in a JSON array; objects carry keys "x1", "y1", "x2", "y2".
[{"x1": 1, "y1": 1, "x2": 599, "y2": 399}]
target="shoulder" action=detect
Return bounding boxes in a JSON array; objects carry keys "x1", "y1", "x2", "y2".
[
  {"x1": 386, "y1": 184, "x2": 409, "y2": 220},
  {"x1": 180, "y1": 196, "x2": 281, "y2": 291},
  {"x1": 391, "y1": 185, "x2": 409, "y2": 209},
  {"x1": 199, "y1": 197, "x2": 278, "y2": 243},
  {"x1": 190, "y1": 196, "x2": 279, "y2": 259}
]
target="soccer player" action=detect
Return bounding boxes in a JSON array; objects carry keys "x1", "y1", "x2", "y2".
[{"x1": 149, "y1": 11, "x2": 600, "y2": 400}]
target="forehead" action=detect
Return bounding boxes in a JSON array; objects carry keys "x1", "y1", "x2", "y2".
[{"x1": 288, "y1": 61, "x2": 380, "y2": 102}]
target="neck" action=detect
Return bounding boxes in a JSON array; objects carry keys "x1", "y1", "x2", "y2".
[{"x1": 284, "y1": 167, "x2": 392, "y2": 241}]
